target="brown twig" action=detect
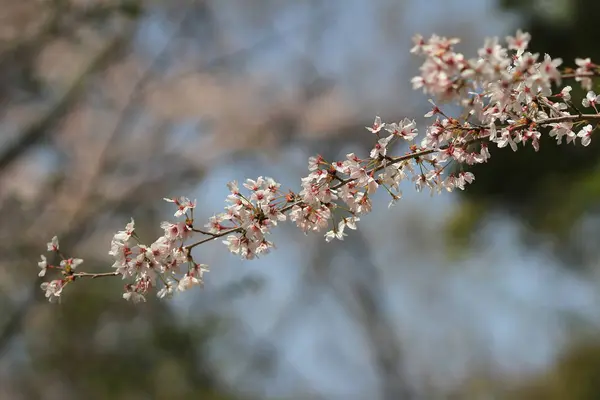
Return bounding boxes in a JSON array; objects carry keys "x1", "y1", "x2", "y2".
[{"x1": 73, "y1": 271, "x2": 121, "y2": 279}]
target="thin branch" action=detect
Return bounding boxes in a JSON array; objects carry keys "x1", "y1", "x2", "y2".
[
  {"x1": 73, "y1": 271, "x2": 121, "y2": 279},
  {"x1": 560, "y1": 71, "x2": 600, "y2": 79}
]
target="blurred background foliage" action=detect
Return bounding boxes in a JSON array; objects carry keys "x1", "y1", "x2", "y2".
[
  {"x1": 2, "y1": 0, "x2": 600, "y2": 399},
  {"x1": 451, "y1": 0, "x2": 600, "y2": 398},
  {"x1": 450, "y1": 0, "x2": 600, "y2": 257}
]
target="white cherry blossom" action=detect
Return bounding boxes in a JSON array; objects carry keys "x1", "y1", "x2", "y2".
[
  {"x1": 38, "y1": 255, "x2": 48, "y2": 277},
  {"x1": 47, "y1": 236, "x2": 59, "y2": 252}
]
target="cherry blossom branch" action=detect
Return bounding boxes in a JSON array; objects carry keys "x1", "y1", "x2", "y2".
[
  {"x1": 533, "y1": 113, "x2": 600, "y2": 125},
  {"x1": 187, "y1": 228, "x2": 242, "y2": 249},
  {"x1": 36, "y1": 29, "x2": 600, "y2": 303},
  {"x1": 72, "y1": 271, "x2": 121, "y2": 279},
  {"x1": 560, "y1": 71, "x2": 600, "y2": 80}
]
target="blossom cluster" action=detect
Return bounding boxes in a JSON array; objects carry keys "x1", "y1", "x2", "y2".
[
  {"x1": 37, "y1": 236, "x2": 83, "y2": 302},
  {"x1": 37, "y1": 30, "x2": 600, "y2": 302},
  {"x1": 109, "y1": 197, "x2": 212, "y2": 302},
  {"x1": 208, "y1": 177, "x2": 286, "y2": 259}
]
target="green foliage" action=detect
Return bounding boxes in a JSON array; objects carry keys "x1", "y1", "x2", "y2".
[
  {"x1": 118, "y1": 0, "x2": 144, "y2": 18},
  {"x1": 513, "y1": 342, "x2": 600, "y2": 399},
  {"x1": 23, "y1": 279, "x2": 240, "y2": 400},
  {"x1": 444, "y1": 198, "x2": 487, "y2": 259}
]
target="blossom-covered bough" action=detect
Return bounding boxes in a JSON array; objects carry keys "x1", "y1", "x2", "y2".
[{"x1": 38, "y1": 30, "x2": 600, "y2": 303}]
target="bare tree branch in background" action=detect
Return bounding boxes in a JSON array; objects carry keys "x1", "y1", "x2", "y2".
[
  {"x1": 61, "y1": 9, "x2": 194, "y2": 231},
  {"x1": 0, "y1": 33, "x2": 128, "y2": 172},
  {"x1": 326, "y1": 229, "x2": 416, "y2": 400}
]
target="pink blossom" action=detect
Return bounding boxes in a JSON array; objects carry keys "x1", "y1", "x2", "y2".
[
  {"x1": 578, "y1": 124, "x2": 594, "y2": 147},
  {"x1": 46, "y1": 236, "x2": 59, "y2": 252}
]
